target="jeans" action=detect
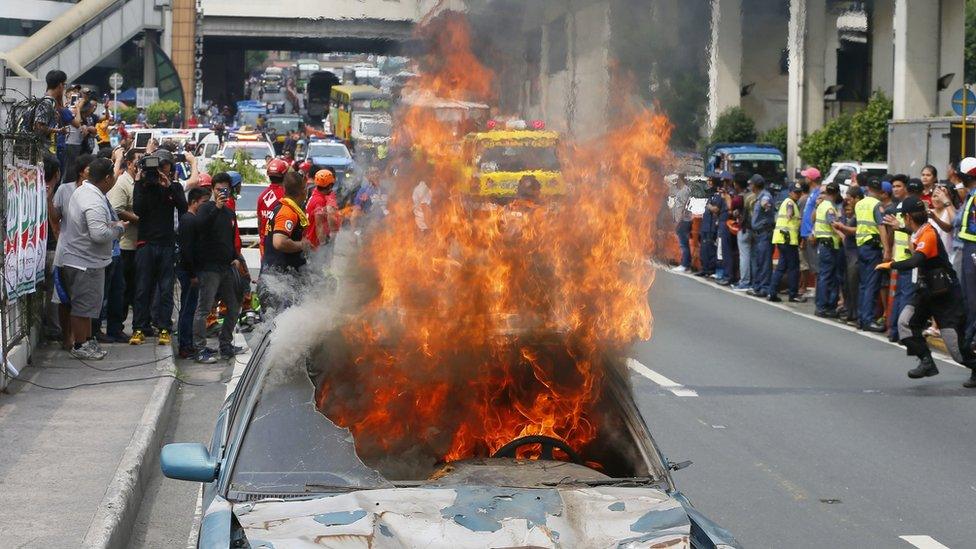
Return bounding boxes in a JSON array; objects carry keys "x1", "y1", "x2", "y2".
[
  {"x1": 844, "y1": 248, "x2": 859, "y2": 320},
  {"x1": 815, "y1": 243, "x2": 842, "y2": 313},
  {"x1": 120, "y1": 249, "x2": 137, "y2": 326},
  {"x1": 857, "y1": 245, "x2": 883, "y2": 328},
  {"x1": 962, "y1": 242, "x2": 976, "y2": 342},
  {"x1": 676, "y1": 220, "x2": 692, "y2": 268},
  {"x1": 752, "y1": 232, "x2": 773, "y2": 294},
  {"x1": 62, "y1": 143, "x2": 81, "y2": 184},
  {"x1": 176, "y1": 268, "x2": 199, "y2": 350},
  {"x1": 700, "y1": 233, "x2": 716, "y2": 274},
  {"x1": 134, "y1": 243, "x2": 176, "y2": 332},
  {"x1": 889, "y1": 269, "x2": 916, "y2": 339},
  {"x1": 719, "y1": 228, "x2": 736, "y2": 281},
  {"x1": 193, "y1": 267, "x2": 241, "y2": 351},
  {"x1": 737, "y1": 230, "x2": 752, "y2": 287},
  {"x1": 105, "y1": 255, "x2": 125, "y2": 334},
  {"x1": 770, "y1": 244, "x2": 800, "y2": 298}
]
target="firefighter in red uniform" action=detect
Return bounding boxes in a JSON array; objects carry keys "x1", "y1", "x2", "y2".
[
  {"x1": 258, "y1": 170, "x2": 310, "y2": 312},
  {"x1": 257, "y1": 158, "x2": 290, "y2": 257},
  {"x1": 306, "y1": 169, "x2": 339, "y2": 250}
]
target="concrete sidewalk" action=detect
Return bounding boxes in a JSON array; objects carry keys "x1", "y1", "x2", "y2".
[{"x1": 0, "y1": 339, "x2": 182, "y2": 548}]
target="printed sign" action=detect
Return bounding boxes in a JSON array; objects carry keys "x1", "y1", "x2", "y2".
[{"x1": 3, "y1": 162, "x2": 47, "y2": 301}]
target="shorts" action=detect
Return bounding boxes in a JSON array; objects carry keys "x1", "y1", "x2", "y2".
[{"x1": 59, "y1": 265, "x2": 105, "y2": 318}]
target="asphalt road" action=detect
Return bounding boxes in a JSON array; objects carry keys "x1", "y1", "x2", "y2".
[
  {"x1": 128, "y1": 268, "x2": 976, "y2": 548},
  {"x1": 632, "y1": 270, "x2": 976, "y2": 548}
]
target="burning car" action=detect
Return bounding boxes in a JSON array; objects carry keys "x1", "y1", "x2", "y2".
[{"x1": 161, "y1": 327, "x2": 740, "y2": 548}]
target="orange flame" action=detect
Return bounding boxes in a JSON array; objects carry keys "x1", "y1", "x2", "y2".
[{"x1": 316, "y1": 12, "x2": 672, "y2": 467}]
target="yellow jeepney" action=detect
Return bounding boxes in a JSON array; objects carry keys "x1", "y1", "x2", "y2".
[{"x1": 461, "y1": 125, "x2": 563, "y2": 200}]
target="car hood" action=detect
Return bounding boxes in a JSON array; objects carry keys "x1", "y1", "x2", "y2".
[
  {"x1": 310, "y1": 156, "x2": 353, "y2": 168},
  {"x1": 233, "y1": 485, "x2": 691, "y2": 548}
]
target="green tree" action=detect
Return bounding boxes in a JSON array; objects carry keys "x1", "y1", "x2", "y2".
[
  {"x1": 759, "y1": 125, "x2": 787, "y2": 154},
  {"x1": 118, "y1": 106, "x2": 139, "y2": 123},
  {"x1": 709, "y1": 107, "x2": 758, "y2": 144},
  {"x1": 207, "y1": 148, "x2": 266, "y2": 185},
  {"x1": 146, "y1": 100, "x2": 181, "y2": 126},
  {"x1": 798, "y1": 114, "x2": 853, "y2": 172},
  {"x1": 849, "y1": 91, "x2": 892, "y2": 161},
  {"x1": 246, "y1": 51, "x2": 269, "y2": 73}
]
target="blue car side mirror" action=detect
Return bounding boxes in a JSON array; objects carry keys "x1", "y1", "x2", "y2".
[{"x1": 161, "y1": 443, "x2": 219, "y2": 483}]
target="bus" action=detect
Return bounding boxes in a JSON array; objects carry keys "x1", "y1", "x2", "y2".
[
  {"x1": 295, "y1": 58, "x2": 320, "y2": 91},
  {"x1": 329, "y1": 85, "x2": 393, "y2": 147},
  {"x1": 307, "y1": 71, "x2": 342, "y2": 120}
]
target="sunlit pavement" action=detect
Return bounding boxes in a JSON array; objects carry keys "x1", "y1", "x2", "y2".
[{"x1": 628, "y1": 270, "x2": 975, "y2": 548}]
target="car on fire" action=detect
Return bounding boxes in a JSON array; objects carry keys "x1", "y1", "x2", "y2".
[
  {"x1": 461, "y1": 120, "x2": 564, "y2": 202},
  {"x1": 161, "y1": 328, "x2": 741, "y2": 548}
]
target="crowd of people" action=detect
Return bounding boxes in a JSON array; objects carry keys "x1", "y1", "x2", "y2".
[
  {"x1": 30, "y1": 69, "x2": 360, "y2": 364},
  {"x1": 670, "y1": 161, "x2": 976, "y2": 388}
]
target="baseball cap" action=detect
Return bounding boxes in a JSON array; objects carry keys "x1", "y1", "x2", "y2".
[
  {"x1": 897, "y1": 196, "x2": 926, "y2": 214},
  {"x1": 848, "y1": 186, "x2": 865, "y2": 199},
  {"x1": 961, "y1": 157, "x2": 976, "y2": 177},
  {"x1": 748, "y1": 174, "x2": 766, "y2": 186},
  {"x1": 789, "y1": 182, "x2": 803, "y2": 194},
  {"x1": 881, "y1": 181, "x2": 893, "y2": 195},
  {"x1": 907, "y1": 178, "x2": 923, "y2": 193},
  {"x1": 708, "y1": 195, "x2": 723, "y2": 207},
  {"x1": 867, "y1": 178, "x2": 883, "y2": 190},
  {"x1": 800, "y1": 167, "x2": 822, "y2": 181}
]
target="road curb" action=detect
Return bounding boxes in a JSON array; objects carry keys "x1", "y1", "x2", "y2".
[{"x1": 83, "y1": 363, "x2": 178, "y2": 549}]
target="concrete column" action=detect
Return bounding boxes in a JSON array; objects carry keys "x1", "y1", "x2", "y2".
[
  {"x1": 786, "y1": 0, "x2": 826, "y2": 174},
  {"x1": 871, "y1": 0, "x2": 894, "y2": 96},
  {"x1": 143, "y1": 31, "x2": 158, "y2": 89},
  {"x1": 893, "y1": 0, "x2": 939, "y2": 119},
  {"x1": 708, "y1": 0, "x2": 743, "y2": 133},
  {"x1": 939, "y1": 0, "x2": 965, "y2": 115}
]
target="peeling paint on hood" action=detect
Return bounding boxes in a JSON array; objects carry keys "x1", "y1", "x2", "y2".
[{"x1": 235, "y1": 485, "x2": 691, "y2": 548}]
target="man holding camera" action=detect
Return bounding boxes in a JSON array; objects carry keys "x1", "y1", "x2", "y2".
[
  {"x1": 192, "y1": 173, "x2": 244, "y2": 363},
  {"x1": 130, "y1": 149, "x2": 188, "y2": 346}
]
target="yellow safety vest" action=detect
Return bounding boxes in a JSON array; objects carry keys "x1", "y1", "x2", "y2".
[
  {"x1": 960, "y1": 194, "x2": 976, "y2": 243},
  {"x1": 772, "y1": 197, "x2": 800, "y2": 245},
  {"x1": 814, "y1": 200, "x2": 841, "y2": 249},
  {"x1": 892, "y1": 212, "x2": 912, "y2": 261},
  {"x1": 854, "y1": 196, "x2": 881, "y2": 246}
]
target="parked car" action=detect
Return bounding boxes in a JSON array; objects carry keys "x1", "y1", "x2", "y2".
[
  {"x1": 161, "y1": 329, "x2": 741, "y2": 548},
  {"x1": 823, "y1": 161, "x2": 888, "y2": 194}
]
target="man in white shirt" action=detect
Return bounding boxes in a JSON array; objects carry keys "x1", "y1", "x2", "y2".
[
  {"x1": 54, "y1": 158, "x2": 126, "y2": 360},
  {"x1": 413, "y1": 180, "x2": 432, "y2": 232}
]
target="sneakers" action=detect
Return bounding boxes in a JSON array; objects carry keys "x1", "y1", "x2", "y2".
[
  {"x1": 129, "y1": 330, "x2": 146, "y2": 345},
  {"x1": 157, "y1": 330, "x2": 172, "y2": 346},
  {"x1": 963, "y1": 370, "x2": 976, "y2": 388},
  {"x1": 105, "y1": 331, "x2": 130, "y2": 343},
  {"x1": 219, "y1": 345, "x2": 246, "y2": 360},
  {"x1": 768, "y1": 294, "x2": 783, "y2": 303},
  {"x1": 178, "y1": 346, "x2": 198, "y2": 359},
  {"x1": 732, "y1": 284, "x2": 751, "y2": 292},
  {"x1": 70, "y1": 340, "x2": 106, "y2": 361},
  {"x1": 672, "y1": 265, "x2": 689, "y2": 273},
  {"x1": 907, "y1": 357, "x2": 939, "y2": 379},
  {"x1": 815, "y1": 309, "x2": 839, "y2": 318},
  {"x1": 788, "y1": 296, "x2": 808, "y2": 303},
  {"x1": 860, "y1": 321, "x2": 886, "y2": 333},
  {"x1": 196, "y1": 348, "x2": 219, "y2": 364}
]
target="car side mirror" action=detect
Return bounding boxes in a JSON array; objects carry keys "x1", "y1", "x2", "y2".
[
  {"x1": 668, "y1": 460, "x2": 693, "y2": 472},
  {"x1": 161, "y1": 443, "x2": 218, "y2": 482}
]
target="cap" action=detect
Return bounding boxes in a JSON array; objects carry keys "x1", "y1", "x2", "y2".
[
  {"x1": 197, "y1": 173, "x2": 212, "y2": 188},
  {"x1": 961, "y1": 157, "x2": 976, "y2": 176},
  {"x1": 848, "y1": 186, "x2": 865, "y2": 199},
  {"x1": 867, "y1": 178, "x2": 883, "y2": 190},
  {"x1": 789, "y1": 182, "x2": 803, "y2": 194},
  {"x1": 748, "y1": 174, "x2": 765, "y2": 186},
  {"x1": 708, "y1": 195, "x2": 723, "y2": 207},
  {"x1": 897, "y1": 196, "x2": 926, "y2": 215},
  {"x1": 801, "y1": 167, "x2": 821, "y2": 181},
  {"x1": 825, "y1": 181, "x2": 840, "y2": 194},
  {"x1": 881, "y1": 181, "x2": 893, "y2": 195},
  {"x1": 152, "y1": 149, "x2": 174, "y2": 164},
  {"x1": 907, "y1": 178, "x2": 923, "y2": 193}
]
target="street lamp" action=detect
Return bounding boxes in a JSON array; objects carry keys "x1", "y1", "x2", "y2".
[{"x1": 938, "y1": 73, "x2": 956, "y2": 92}]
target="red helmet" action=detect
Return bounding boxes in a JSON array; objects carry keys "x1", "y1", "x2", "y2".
[
  {"x1": 198, "y1": 173, "x2": 213, "y2": 187},
  {"x1": 298, "y1": 160, "x2": 312, "y2": 175},
  {"x1": 266, "y1": 158, "x2": 289, "y2": 179}
]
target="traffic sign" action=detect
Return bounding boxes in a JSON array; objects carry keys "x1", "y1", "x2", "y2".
[
  {"x1": 109, "y1": 72, "x2": 123, "y2": 92},
  {"x1": 952, "y1": 87, "x2": 976, "y2": 116}
]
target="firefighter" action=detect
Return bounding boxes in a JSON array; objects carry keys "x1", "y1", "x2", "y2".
[
  {"x1": 877, "y1": 196, "x2": 976, "y2": 387},
  {"x1": 768, "y1": 182, "x2": 806, "y2": 303},
  {"x1": 257, "y1": 158, "x2": 290, "y2": 257},
  {"x1": 305, "y1": 168, "x2": 339, "y2": 250},
  {"x1": 258, "y1": 170, "x2": 310, "y2": 313}
]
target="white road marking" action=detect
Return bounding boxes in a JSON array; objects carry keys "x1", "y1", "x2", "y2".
[
  {"x1": 626, "y1": 358, "x2": 699, "y2": 397},
  {"x1": 899, "y1": 535, "x2": 951, "y2": 549},
  {"x1": 185, "y1": 487, "x2": 203, "y2": 549},
  {"x1": 666, "y1": 269, "x2": 968, "y2": 370},
  {"x1": 224, "y1": 331, "x2": 251, "y2": 400}
]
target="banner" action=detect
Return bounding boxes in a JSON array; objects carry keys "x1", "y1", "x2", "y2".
[{"x1": 3, "y1": 162, "x2": 46, "y2": 302}]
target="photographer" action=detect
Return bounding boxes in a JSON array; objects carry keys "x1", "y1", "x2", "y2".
[
  {"x1": 192, "y1": 173, "x2": 244, "y2": 363},
  {"x1": 130, "y1": 149, "x2": 188, "y2": 346},
  {"x1": 105, "y1": 148, "x2": 141, "y2": 342},
  {"x1": 158, "y1": 140, "x2": 201, "y2": 189}
]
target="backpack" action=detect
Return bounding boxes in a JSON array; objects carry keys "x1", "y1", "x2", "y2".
[{"x1": 14, "y1": 96, "x2": 55, "y2": 136}]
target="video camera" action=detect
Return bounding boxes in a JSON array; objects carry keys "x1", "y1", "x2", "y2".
[{"x1": 139, "y1": 155, "x2": 162, "y2": 185}]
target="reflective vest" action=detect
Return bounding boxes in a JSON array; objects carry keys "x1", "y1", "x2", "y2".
[
  {"x1": 960, "y1": 194, "x2": 976, "y2": 243},
  {"x1": 892, "y1": 212, "x2": 912, "y2": 261},
  {"x1": 854, "y1": 196, "x2": 881, "y2": 246},
  {"x1": 814, "y1": 200, "x2": 840, "y2": 249},
  {"x1": 772, "y1": 197, "x2": 800, "y2": 245}
]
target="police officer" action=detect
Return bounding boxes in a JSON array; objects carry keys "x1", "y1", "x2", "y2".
[
  {"x1": 885, "y1": 176, "x2": 917, "y2": 341},
  {"x1": 748, "y1": 175, "x2": 775, "y2": 297},
  {"x1": 814, "y1": 182, "x2": 843, "y2": 316},
  {"x1": 877, "y1": 196, "x2": 976, "y2": 388},
  {"x1": 697, "y1": 185, "x2": 720, "y2": 278},
  {"x1": 768, "y1": 182, "x2": 806, "y2": 303},
  {"x1": 854, "y1": 178, "x2": 889, "y2": 332},
  {"x1": 716, "y1": 171, "x2": 736, "y2": 285},
  {"x1": 956, "y1": 157, "x2": 976, "y2": 343}
]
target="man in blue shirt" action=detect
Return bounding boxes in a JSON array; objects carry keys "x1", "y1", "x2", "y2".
[
  {"x1": 799, "y1": 167, "x2": 822, "y2": 296},
  {"x1": 748, "y1": 175, "x2": 775, "y2": 297}
]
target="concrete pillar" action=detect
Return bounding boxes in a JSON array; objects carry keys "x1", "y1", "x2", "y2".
[
  {"x1": 708, "y1": 0, "x2": 743, "y2": 133},
  {"x1": 939, "y1": 0, "x2": 965, "y2": 115},
  {"x1": 786, "y1": 0, "x2": 826, "y2": 174},
  {"x1": 893, "y1": 0, "x2": 939, "y2": 119},
  {"x1": 871, "y1": 0, "x2": 894, "y2": 96},
  {"x1": 143, "y1": 31, "x2": 158, "y2": 89}
]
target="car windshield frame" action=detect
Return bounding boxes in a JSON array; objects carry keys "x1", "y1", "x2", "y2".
[
  {"x1": 359, "y1": 119, "x2": 392, "y2": 138},
  {"x1": 477, "y1": 144, "x2": 561, "y2": 173},
  {"x1": 235, "y1": 185, "x2": 264, "y2": 212},
  {"x1": 221, "y1": 143, "x2": 274, "y2": 160},
  {"x1": 268, "y1": 117, "x2": 302, "y2": 133},
  {"x1": 307, "y1": 143, "x2": 351, "y2": 160}
]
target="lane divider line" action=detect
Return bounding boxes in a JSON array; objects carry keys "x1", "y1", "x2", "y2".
[
  {"x1": 664, "y1": 268, "x2": 967, "y2": 371},
  {"x1": 900, "y1": 535, "x2": 951, "y2": 549},
  {"x1": 627, "y1": 357, "x2": 699, "y2": 397}
]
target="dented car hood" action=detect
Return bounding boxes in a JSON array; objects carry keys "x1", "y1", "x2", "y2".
[{"x1": 234, "y1": 485, "x2": 691, "y2": 548}]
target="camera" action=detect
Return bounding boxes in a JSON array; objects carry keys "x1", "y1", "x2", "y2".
[{"x1": 139, "y1": 155, "x2": 161, "y2": 185}]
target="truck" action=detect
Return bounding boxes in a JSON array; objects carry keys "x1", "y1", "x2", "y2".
[
  {"x1": 704, "y1": 143, "x2": 787, "y2": 193},
  {"x1": 887, "y1": 117, "x2": 973, "y2": 177}
]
